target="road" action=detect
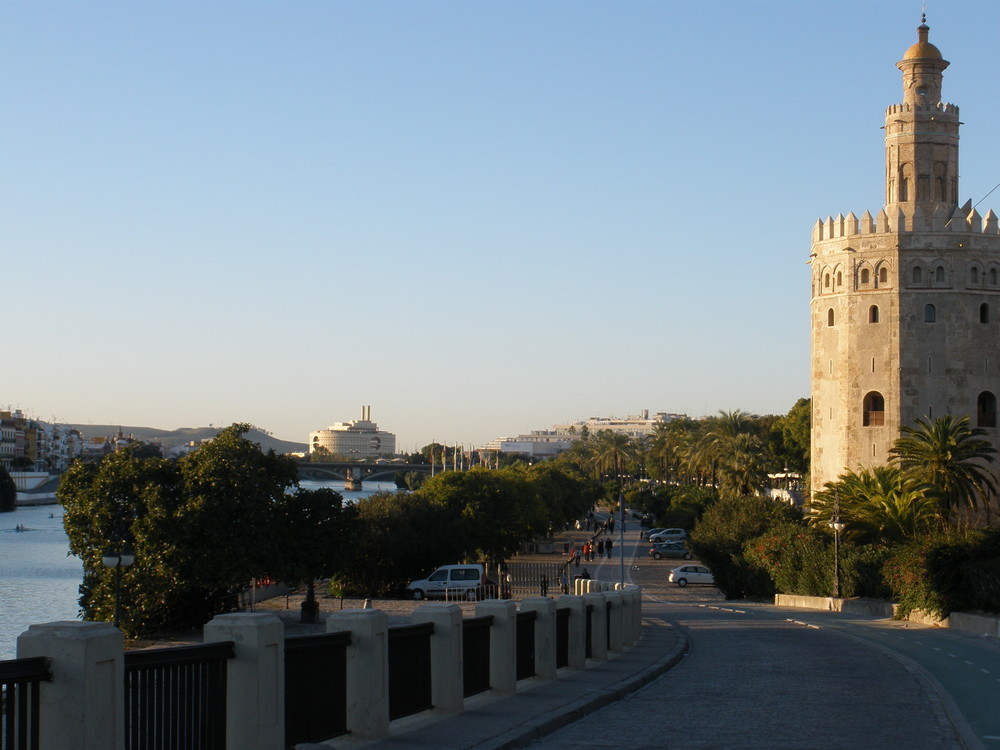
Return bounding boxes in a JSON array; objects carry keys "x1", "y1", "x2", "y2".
[{"x1": 526, "y1": 521, "x2": 992, "y2": 750}]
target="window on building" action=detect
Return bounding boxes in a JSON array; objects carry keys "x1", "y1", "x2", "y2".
[
  {"x1": 924, "y1": 304, "x2": 936, "y2": 323},
  {"x1": 869, "y1": 305, "x2": 879, "y2": 323},
  {"x1": 913, "y1": 266, "x2": 923, "y2": 284},
  {"x1": 971, "y1": 267, "x2": 980, "y2": 284},
  {"x1": 827, "y1": 308, "x2": 835, "y2": 327},
  {"x1": 836, "y1": 271, "x2": 843, "y2": 286},
  {"x1": 824, "y1": 274, "x2": 831, "y2": 288},
  {"x1": 977, "y1": 392, "x2": 997, "y2": 428},
  {"x1": 879, "y1": 267, "x2": 888, "y2": 284},
  {"x1": 900, "y1": 177, "x2": 909, "y2": 202},
  {"x1": 936, "y1": 265, "x2": 946, "y2": 283},
  {"x1": 981, "y1": 303, "x2": 990, "y2": 324},
  {"x1": 863, "y1": 392, "x2": 885, "y2": 427},
  {"x1": 861, "y1": 268, "x2": 870, "y2": 284},
  {"x1": 991, "y1": 268, "x2": 999, "y2": 286}
]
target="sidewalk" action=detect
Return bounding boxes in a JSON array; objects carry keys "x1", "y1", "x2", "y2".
[{"x1": 301, "y1": 610, "x2": 685, "y2": 750}]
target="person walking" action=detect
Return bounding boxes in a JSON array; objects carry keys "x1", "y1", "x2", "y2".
[
  {"x1": 605, "y1": 538, "x2": 613, "y2": 557},
  {"x1": 597, "y1": 539, "x2": 605, "y2": 558}
]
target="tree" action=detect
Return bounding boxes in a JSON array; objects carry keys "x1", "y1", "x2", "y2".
[
  {"x1": 778, "y1": 398, "x2": 811, "y2": 475},
  {"x1": 890, "y1": 415, "x2": 997, "y2": 521},
  {"x1": 810, "y1": 466, "x2": 942, "y2": 545},
  {"x1": 59, "y1": 424, "x2": 305, "y2": 637},
  {"x1": 0, "y1": 465, "x2": 16, "y2": 512},
  {"x1": 272, "y1": 487, "x2": 350, "y2": 622}
]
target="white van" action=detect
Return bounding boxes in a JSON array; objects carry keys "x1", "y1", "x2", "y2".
[{"x1": 406, "y1": 564, "x2": 491, "y2": 601}]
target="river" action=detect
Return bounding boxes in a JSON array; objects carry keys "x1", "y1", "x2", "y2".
[{"x1": 0, "y1": 480, "x2": 400, "y2": 660}]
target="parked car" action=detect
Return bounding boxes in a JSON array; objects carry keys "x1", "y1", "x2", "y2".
[
  {"x1": 640, "y1": 527, "x2": 666, "y2": 540},
  {"x1": 648, "y1": 541, "x2": 692, "y2": 561},
  {"x1": 406, "y1": 564, "x2": 507, "y2": 601},
  {"x1": 668, "y1": 564, "x2": 714, "y2": 587},
  {"x1": 648, "y1": 528, "x2": 688, "y2": 543}
]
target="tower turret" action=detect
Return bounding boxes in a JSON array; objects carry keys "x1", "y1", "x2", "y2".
[{"x1": 884, "y1": 18, "x2": 960, "y2": 219}]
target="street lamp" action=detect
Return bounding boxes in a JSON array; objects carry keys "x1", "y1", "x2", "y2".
[
  {"x1": 829, "y1": 517, "x2": 845, "y2": 599},
  {"x1": 102, "y1": 544, "x2": 135, "y2": 629}
]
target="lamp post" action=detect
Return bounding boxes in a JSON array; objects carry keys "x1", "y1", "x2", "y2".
[
  {"x1": 828, "y1": 490, "x2": 845, "y2": 599},
  {"x1": 102, "y1": 543, "x2": 134, "y2": 629}
]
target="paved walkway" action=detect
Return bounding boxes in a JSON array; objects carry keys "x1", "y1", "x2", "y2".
[{"x1": 303, "y1": 518, "x2": 972, "y2": 750}]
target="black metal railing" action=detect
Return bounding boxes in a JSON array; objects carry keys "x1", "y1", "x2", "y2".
[
  {"x1": 284, "y1": 631, "x2": 350, "y2": 748},
  {"x1": 461, "y1": 615, "x2": 492, "y2": 698},
  {"x1": 1, "y1": 657, "x2": 51, "y2": 750},
  {"x1": 606, "y1": 602, "x2": 613, "y2": 650},
  {"x1": 123, "y1": 641, "x2": 234, "y2": 750},
  {"x1": 555, "y1": 607, "x2": 570, "y2": 668},
  {"x1": 515, "y1": 610, "x2": 537, "y2": 681},
  {"x1": 584, "y1": 604, "x2": 593, "y2": 659},
  {"x1": 387, "y1": 622, "x2": 433, "y2": 720}
]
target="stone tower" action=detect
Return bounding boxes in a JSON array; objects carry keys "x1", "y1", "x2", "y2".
[{"x1": 810, "y1": 18, "x2": 1000, "y2": 496}]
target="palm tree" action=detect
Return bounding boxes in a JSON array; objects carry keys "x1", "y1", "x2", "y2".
[
  {"x1": 889, "y1": 415, "x2": 997, "y2": 521},
  {"x1": 692, "y1": 410, "x2": 767, "y2": 498},
  {"x1": 810, "y1": 466, "x2": 941, "y2": 544},
  {"x1": 587, "y1": 430, "x2": 639, "y2": 486}
]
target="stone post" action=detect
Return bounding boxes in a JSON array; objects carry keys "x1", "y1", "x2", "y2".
[
  {"x1": 17, "y1": 621, "x2": 124, "y2": 750},
  {"x1": 558, "y1": 595, "x2": 587, "y2": 669},
  {"x1": 519, "y1": 597, "x2": 557, "y2": 680},
  {"x1": 605, "y1": 591, "x2": 624, "y2": 652},
  {"x1": 583, "y1": 592, "x2": 608, "y2": 660},
  {"x1": 326, "y1": 609, "x2": 390, "y2": 739},
  {"x1": 412, "y1": 603, "x2": 463, "y2": 714},
  {"x1": 475, "y1": 600, "x2": 516, "y2": 695},
  {"x1": 204, "y1": 613, "x2": 284, "y2": 750}
]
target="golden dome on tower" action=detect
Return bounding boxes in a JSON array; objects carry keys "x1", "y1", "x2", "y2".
[{"x1": 903, "y1": 20, "x2": 942, "y2": 60}]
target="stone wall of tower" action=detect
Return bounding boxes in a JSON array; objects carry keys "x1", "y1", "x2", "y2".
[{"x1": 810, "y1": 208, "x2": 1000, "y2": 495}]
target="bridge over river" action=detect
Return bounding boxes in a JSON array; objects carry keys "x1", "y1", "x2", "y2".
[{"x1": 297, "y1": 461, "x2": 433, "y2": 490}]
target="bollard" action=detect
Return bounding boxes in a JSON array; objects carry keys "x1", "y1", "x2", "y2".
[{"x1": 519, "y1": 597, "x2": 557, "y2": 680}]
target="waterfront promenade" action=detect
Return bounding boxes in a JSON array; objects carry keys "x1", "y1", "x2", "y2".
[{"x1": 277, "y1": 522, "x2": 974, "y2": 750}]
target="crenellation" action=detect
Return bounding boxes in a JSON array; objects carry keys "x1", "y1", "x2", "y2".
[
  {"x1": 985, "y1": 210, "x2": 999, "y2": 234},
  {"x1": 845, "y1": 212, "x2": 859, "y2": 236}
]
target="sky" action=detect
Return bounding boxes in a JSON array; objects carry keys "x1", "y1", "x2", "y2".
[{"x1": 5, "y1": 0, "x2": 1000, "y2": 451}]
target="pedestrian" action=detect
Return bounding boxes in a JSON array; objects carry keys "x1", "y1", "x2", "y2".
[
  {"x1": 581, "y1": 568, "x2": 591, "y2": 580},
  {"x1": 560, "y1": 571, "x2": 569, "y2": 594},
  {"x1": 574, "y1": 552, "x2": 581, "y2": 568},
  {"x1": 583, "y1": 541, "x2": 591, "y2": 561},
  {"x1": 597, "y1": 539, "x2": 605, "y2": 558},
  {"x1": 608, "y1": 517, "x2": 615, "y2": 533},
  {"x1": 606, "y1": 538, "x2": 613, "y2": 557}
]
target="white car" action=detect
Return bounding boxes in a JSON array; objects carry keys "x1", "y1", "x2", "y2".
[
  {"x1": 406, "y1": 564, "x2": 498, "y2": 601},
  {"x1": 668, "y1": 564, "x2": 714, "y2": 587}
]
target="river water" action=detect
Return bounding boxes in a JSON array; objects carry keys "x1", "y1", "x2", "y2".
[{"x1": 0, "y1": 480, "x2": 400, "y2": 660}]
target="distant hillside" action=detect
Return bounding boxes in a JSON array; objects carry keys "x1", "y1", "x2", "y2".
[{"x1": 70, "y1": 424, "x2": 307, "y2": 455}]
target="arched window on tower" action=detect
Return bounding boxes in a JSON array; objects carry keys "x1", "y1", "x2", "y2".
[
  {"x1": 863, "y1": 392, "x2": 885, "y2": 427},
  {"x1": 869, "y1": 305, "x2": 880, "y2": 323},
  {"x1": 991, "y1": 269, "x2": 999, "y2": 286},
  {"x1": 913, "y1": 266, "x2": 923, "y2": 284},
  {"x1": 924, "y1": 304, "x2": 937, "y2": 323},
  {"x1": 900, "y1": 177, "x2": 909, "y2": 202},
  {"x1": 981, "y1": 303, "x2": 990, "y2": 324},
  {"x1": 936, "y1": 265, "x2": 946, "y2": 283},
  {"x1": 936, "y1": 177, "x2": 946, "y2": 201},
  {"x1": 977, "y1": 391, "x2": 997, "y2": 428},
  {"x1": 971, "y1": 267, "x2": 980, "y2": 285},
  {"x1": 879, "y1": 267, "x2": 888, "y2": 285},
  {"x1": 824, "y1": 273, "x2": 831, "y2": 289},
  {"x1": 836, "y1": 271, "x2": 843, "y2": 287},
  {"x1": 860, "y1": 268, "x2": 870, "y2": 285},
  {"x1": 827, "y1": 308, "x2": 835, "y2": 327}
]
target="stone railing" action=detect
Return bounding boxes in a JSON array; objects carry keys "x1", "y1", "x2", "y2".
[{"x1": 11, "y1": 583, "x2": 642, "y2": 750}]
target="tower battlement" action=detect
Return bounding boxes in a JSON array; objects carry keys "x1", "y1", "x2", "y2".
[
  {"x1": 885, "y1": 101, "x2": 959, "y2": 117},
  {"x1": 811, "y1": 205, "x2": 999, "y2": 244}
]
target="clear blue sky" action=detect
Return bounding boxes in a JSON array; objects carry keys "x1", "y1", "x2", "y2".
[{"x1": 5, "y1": 1, "x2": 1000, "y2": 451}]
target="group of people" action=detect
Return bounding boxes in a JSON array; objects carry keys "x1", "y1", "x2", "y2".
[{"x1": 570, "y1": 536, "x2": 613, "y2": 566}]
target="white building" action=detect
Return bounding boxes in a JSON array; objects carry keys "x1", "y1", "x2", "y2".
[{"x1": 309, "y1": 405, "x2": 397, "y2": 458}]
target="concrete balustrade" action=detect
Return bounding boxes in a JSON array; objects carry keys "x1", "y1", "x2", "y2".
[
  {"x1": 13, "y1": 588, "x2": 642, "y2": 749},
  {"x1": 519, "y1": 596, "x2": 557, "y2": 680},
  {"x1": 17, "y1": 621, "x2": 125, "y2": 750}
]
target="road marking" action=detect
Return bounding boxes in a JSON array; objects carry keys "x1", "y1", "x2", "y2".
[
  {"x1": 948, "y1": 653, "x2": 957, "y2": 658},
  {"x1": 981, "y1": 669, "x2": 990, "y2": 674},
  {"x1": 964, "y1": 660, "x2": 974, "y2": 666},
  {"x1": 933, "y1": 647, "x2": 941, "y2": 652}
]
